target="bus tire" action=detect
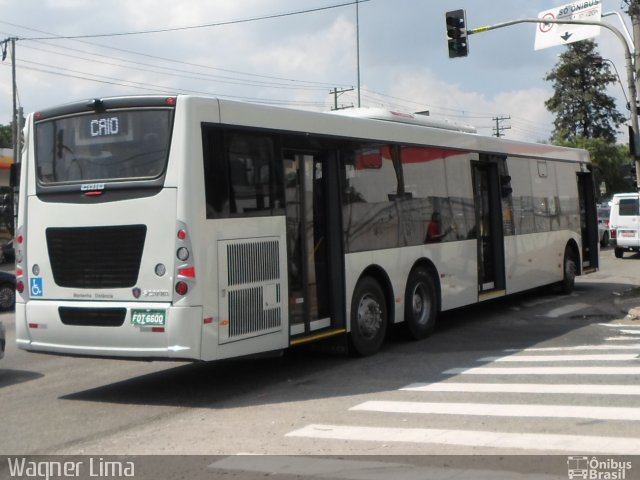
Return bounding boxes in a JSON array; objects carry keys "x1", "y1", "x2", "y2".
[
  {"x1": 404, "y1": 267, "x2": 437, "y2": 340},
  {"x1": 615, "y1": 247, "x2": 624, "y2": 258},
  {"x1": 349, "y1": 276, "x2": 387, "y2": 357},
  {"x1": 560, "y1": 245, "x2": 577, "y2": 294}
]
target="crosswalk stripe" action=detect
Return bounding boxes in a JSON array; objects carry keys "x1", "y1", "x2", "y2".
[
  {"x1": 599, "y1": 323, "x2": 640, "y2": 329},
  {"x1": 443, "y1": 366, "x2": 640, "y2": 375},
  {"x1": 285, "y1": 424, "x2": 640, "y2": 455},
  {"x1": 620, "y1": 330, "x2": 640, "y2": 335},
  {"x1": 401, "y1": 382, "x2": 640, "y2": 395},
  {"x1": 605, "y1": 336, "x2": 640, "y2": 341},
  {"x1": 504, "y1": 345, "x2": 640, "y2": 351},
  {"x1": 478, "y1": 354, "x2": 639, "y2": 362},
  {"x1": 350, "y1": 400, "x2": 640, "y2": 421}
]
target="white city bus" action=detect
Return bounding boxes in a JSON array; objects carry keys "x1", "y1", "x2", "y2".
[{"x1": 14, "y1": 95, "x2": 599, "y2": 360}]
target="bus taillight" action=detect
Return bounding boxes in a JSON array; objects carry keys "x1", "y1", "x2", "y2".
[
  {"x1": 175, "y1": 281, "x2": 188, "y2": 296},
  {"x1": 174, "y1": 222, "x2": 195, "y2": 298}
]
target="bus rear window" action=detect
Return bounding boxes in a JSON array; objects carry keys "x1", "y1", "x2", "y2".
[{"x1": 35, "y1": 109, "x2": 173, "y2": 185}]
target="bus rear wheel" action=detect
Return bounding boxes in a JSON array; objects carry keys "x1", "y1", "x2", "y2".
[
  {"x1": 349, "y1": 276, "x2": 387, "y2": 357},
  {"x1": 404, "y1": 267, "x2": 437, "y2": 340}
]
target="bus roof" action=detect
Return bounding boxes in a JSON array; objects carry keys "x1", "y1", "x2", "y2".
[{"x1": 30, "y1": 94, "x2": 590, "y2": 165}]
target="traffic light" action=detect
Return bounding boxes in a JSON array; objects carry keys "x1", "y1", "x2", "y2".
[{"x1": 446, "y1": 9, "x2": 468, "y2": 58}]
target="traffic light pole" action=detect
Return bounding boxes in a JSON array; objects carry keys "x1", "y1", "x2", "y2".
[{"x1": 469, "y1": 18, "x2": 640, "y2": 187}]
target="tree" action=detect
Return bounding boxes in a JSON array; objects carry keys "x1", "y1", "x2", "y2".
[
  {"x1": 545, "y1": 40, "x2": 626, "y2": 144},
  {"x1": 554, "y1": 136, "x2": 632, "y2": 197},
  {"x1": 0, "y1": 124, "x2": 11, "y2": 148}
]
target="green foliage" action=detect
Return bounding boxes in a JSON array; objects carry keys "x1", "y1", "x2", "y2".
[
  {"x1": 545, "y1": 40, "x2": 626, "y2": 144},
  {"x1": 554, "y1": 136, "x2": 633, "y2": 196},
  {"x1": 0, "y1": 124, "x2": 11, "y2": 148}
]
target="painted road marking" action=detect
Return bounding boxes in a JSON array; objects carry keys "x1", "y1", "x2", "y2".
[
  {"x1": 401, "y1": 382, "x2": 640, "y2": 396},
  {"x1": 350, "y1": 400, "x2": 640, "y2": 421},
  {"x1": 285, "y1": 424, "x2": 640, "y2": 455},
  {"x1": 443, "y1": 366, "x2": 640, "y2": 375},
  {"x1": 478, "y1": 354, "x2": 638, "y2": 362},
  {"x1": 504, "y1": 344, "x2": 640, "y2": 351}
]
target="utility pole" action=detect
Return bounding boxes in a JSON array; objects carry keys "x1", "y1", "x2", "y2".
[
  {"x1": 2, "y1": 37, "x2": 19, "y2": 164},
  {"x1": 355, "y1": 0, "x2": 361, "y2": 108},
  {"x1": 330, "y1": 87, "x2": 355, "y2": 111},
  {"x1": 624, "y1": 1, "x2": 640, "y2": 188},
  {"x1": 493, "y1": 115, "x2": 511, "y2": 138}
]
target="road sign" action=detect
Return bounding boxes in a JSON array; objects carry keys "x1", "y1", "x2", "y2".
[{"x1": 534, "y1": 0, "x2": 602, "y2": 50}]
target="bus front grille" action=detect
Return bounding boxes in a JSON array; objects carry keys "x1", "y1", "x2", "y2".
[
  {"x1": 46, "y1": 225, "x2": 147, "y2": 288},
  {"x1": 59, "y1": 307, "x2": 127, "y2": 327}
]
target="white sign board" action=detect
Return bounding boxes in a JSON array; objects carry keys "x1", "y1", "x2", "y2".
[{"x1": 535, "y1": 0, "x2": 602, "y2": 50}]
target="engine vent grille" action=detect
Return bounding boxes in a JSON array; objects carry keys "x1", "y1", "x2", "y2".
[
  {"x1": 228, "y1": 286, "x2": 281, "y2": 338},
  {"x1": 46, "y1": 225, "x2": 146, "y2": 288},
  {"x1": 220, "y1": 237, "x2": 283, "y2": 343},
  {"x1": 227, "y1": 240, "x2": 280, "y2": 286}
]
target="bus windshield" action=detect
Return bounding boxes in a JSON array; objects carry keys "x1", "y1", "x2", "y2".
[{"x1": 35, "y1": 109, "x2": 173, "y2": 186}]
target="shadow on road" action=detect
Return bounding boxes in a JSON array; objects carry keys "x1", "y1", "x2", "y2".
[{"x1": 58, "y1": 279, "x2": 639, "y2": 410}]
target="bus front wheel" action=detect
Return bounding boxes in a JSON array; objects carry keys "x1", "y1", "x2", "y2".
[
  {"x1": 404, "y1": 267, "x2": 437, "y2": 340},
  {"x1": 349, "y1": 276, "x2": 387, "y2": 356},
  {"x1": 560, "y1": 246, "x2": 577, "y2": 294}
]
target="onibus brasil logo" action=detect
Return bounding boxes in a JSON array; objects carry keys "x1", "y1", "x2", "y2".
[{"x1": 567, "y1": 456, "x2": 632, "y2": 480}]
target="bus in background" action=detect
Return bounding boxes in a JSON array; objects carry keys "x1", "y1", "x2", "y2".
[{"x1": 14, "y1": 95, "x2": 599, "y2": 360}]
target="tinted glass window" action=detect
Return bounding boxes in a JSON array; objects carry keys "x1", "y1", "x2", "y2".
[
  {"x1": 35, "y1": 109, "x2": 172, "y2": 185},
  {"x1": 619, "y1": 198, "x2": 639, "y2": 216},
  {"x1": 202, "y1": 127, "x2": 284, "y2": 218}
]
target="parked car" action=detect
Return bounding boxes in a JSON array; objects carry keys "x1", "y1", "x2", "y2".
[
  {"x1": 0, "y1": 239, "x2": 14, "y2": 264},
  {"x1": 597, "y1": 205, "x2": 611, "y2": 247},
  {"x1": 0, "y1": 271, "x2": 15, "y2": 311}
]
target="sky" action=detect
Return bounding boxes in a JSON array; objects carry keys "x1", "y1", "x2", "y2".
[{"x1": 0, "y1": 0, "x2": 634, "y2": 143}]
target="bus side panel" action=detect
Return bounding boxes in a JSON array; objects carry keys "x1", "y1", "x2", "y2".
[{"x1": 504, "y1": 232, "x2": 576, "y2": 294}]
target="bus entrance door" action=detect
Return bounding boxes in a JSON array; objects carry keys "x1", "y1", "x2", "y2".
[
  {"x1": 284, "y1": 151, "x2": 345, "y2": 343},
  {"x1": 577, "y1": 171, "x2": 599, "y2": 271},
  {"x1": 472, "y1": 160, "x2": 506, "y2": 299}
]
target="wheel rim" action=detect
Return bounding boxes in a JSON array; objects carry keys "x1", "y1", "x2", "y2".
[
  {"x1": 357, "y1": 294, "x2": 382, "y2": 340},
  {"x1": 412, "y1": 283, "x2": 431, "y2": 326},
  {"x1": 0, "y1": 286, "x2": 13, "y2": 309}
]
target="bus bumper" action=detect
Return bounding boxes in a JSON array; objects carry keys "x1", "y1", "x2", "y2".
[{"x1": 15, "y1": 301, "x2": 203, "y2": 360}]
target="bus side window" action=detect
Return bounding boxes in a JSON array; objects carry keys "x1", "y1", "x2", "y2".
[
  {"x1": 202, "y1": 127, "x2": 230, "y2": 219},
  {"x1": 203, "y1": 128, "x2": 284, "y2": 218}
]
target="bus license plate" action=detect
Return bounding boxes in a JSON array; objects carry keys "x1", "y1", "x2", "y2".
[
  {"x1": 131, "y1": 309, "x2": 166, "y2": 326},
  {"x1": 621, "y1": 231, "x2": 636, "y2": 237}
]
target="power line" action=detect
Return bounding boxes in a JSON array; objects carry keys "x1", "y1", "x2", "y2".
[{"x1": 4, "y1": 1, "x2": 371, "y2": 40}]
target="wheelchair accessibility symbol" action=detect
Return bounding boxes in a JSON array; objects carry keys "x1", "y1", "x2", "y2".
[{"x1": 30, "y1": 278, "x2": 43, "y2": 297}]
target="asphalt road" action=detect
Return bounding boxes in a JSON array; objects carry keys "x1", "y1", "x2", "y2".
[{"x1": 1, "y1": 247, "x2": 640, "y2": 478}]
